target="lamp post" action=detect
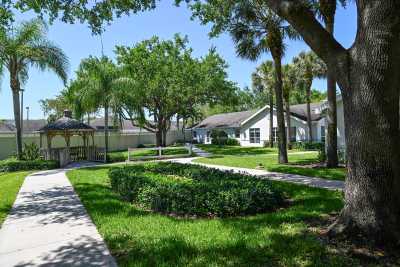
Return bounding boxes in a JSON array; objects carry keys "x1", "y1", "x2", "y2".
[{"x1": 26, "y1": 106, "x2": 30, "y2": 133}]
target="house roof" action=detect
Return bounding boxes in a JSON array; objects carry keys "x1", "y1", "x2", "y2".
[
  {"x1": 289, "y1": 103, "x2": 324, "y2": 121},
  {"x1": 195, "y1": 110, "x2": 257, "y2": 129},
  {"x1": 195, "y1": 102, "x2": 325, "y2": 130},
  {"x1": 0, "y1": 119, "x2": 47, "y2": 133}
]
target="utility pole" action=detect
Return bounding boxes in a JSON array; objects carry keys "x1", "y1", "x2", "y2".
[{"x1": 20, "y1": 89, "x2": 24, "y2": 134}]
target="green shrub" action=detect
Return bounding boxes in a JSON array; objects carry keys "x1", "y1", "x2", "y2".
[
  {"x1": 225, "y1": 138, "x2": 240, "y2": 146},
  {"x1": 109, "y1": 162, "x2": 284, "y2": 217},
  {"x1": 107, "y1": 151, "x2": 126, "y2": 163},
  {"x1": 0, "y1": 158, "x2": 59, "y2": 172},
  {"x1": 292, "y1": 142, "x2": 324, "y2": 151},
  {"x1": 22, "y1": 143, "x2": 40, "y2": 160},
  {"x1": 210, "y1": 130, "x2": 228, "y2": 146}
]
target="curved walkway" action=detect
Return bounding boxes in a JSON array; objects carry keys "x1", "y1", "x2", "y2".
[
  {"x1": 0, "y1": 163, "x2": 117, "y2": 267},
  {"x1": 172, "y1": 157, "x2": 344, "y2": 191}
]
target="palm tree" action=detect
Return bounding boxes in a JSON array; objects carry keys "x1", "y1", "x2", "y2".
[
  {"x1": 73, "y1": 56, "x2": 132, "y2": 161},
  {"x1": 315, "y1": 0, "x2": 349, "y2": 167},
  {"x1": 252, "y1": 61, "x2": 275, "y2": 148},
  {"x1": 229, "y1": 4, "x2": 299, "y2": 163},
  {"x1": 0, "y1": 19, "x2": 69, "y2": 159},
  {"x1": 293, "y1": 51, "x2": 326, "y2": 142},
  {"x1": 282, "y1": 64, "x2": 297, "y2": 149}
]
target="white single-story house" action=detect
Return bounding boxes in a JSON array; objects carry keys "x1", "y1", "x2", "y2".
[{"x1": 193, "y1": 103, "x2": 328, "y2": 147}]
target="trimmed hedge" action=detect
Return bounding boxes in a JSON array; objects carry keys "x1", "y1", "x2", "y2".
[
  {"x1": 0, "y1": 158, "x2": 59, "y2": 172},
  {"x1": 109, "y1": 162, "x2": 284, "y2": 217}
]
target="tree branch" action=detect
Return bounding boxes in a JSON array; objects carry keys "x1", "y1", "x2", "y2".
[{"x1": 265, "y1": 0, "x2": 349, "y2": 87}]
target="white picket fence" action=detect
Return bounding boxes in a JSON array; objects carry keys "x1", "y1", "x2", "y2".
[{"x1": 0, "y1": 130, "x2": 192, "y2": 160}]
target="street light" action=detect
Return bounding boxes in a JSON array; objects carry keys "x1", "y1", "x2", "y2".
[{"x1": 26, "y1": 106, "x2": 30, "y2": 133}]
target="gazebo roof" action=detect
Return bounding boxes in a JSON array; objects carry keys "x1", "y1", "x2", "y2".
[{"x1": 39, "y1": 110, "x2": 95, "y2": 133}]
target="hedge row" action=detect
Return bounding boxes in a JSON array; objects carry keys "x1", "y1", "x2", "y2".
[
  {"x1": 109, "y1": 162, "x2": 284, "y2": 217},
  {"x1": 0, "y1": 158, "x2": 59, "y2": 172}
]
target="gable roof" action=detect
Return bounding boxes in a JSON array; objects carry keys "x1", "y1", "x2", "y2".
[{"x1": 195, "y1": 110, "x2": 257, "y2": 129}]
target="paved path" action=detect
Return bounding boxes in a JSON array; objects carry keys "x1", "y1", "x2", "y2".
[
  {"x1": 191, "y1": 145, "x2": 213, "y2": 157},
  {"x1": 172, "y1": 157, "x2": 344, "y2": 191},
  {"x1": 0, "y1": 163, "x2": 117, "y2": 267}
]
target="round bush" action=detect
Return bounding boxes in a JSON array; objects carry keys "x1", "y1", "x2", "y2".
[{"x1": 109, "y1": 162, "x2": 284, "y2": 217}]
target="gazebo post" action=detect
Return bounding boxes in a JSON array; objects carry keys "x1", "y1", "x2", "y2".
[{"x1": 46, "y1": 134, "x2": 52, "y2": 160}]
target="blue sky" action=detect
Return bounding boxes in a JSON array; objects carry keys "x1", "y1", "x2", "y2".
[{"x1": 0, "y1": 2, "x2": 357, "y2": 119}]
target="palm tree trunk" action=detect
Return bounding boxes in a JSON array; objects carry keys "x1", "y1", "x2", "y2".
[
  {"x1": 12, "y1": 89, "x2": 23, "y2": 159},
  {"x1": 325, "y1": 19, "x2": 339, "y2": 167},
  {"x1": 306, "y1": 80, "x2": 313, "y2": 142},
  {"x1": 104, "y1": 103, "x2": 109, "y2": 162},
  {"x1": 285, "y1": 98, "x2": 292, "y2": 150},
  {"x1": 269, "y1": 87, "x2": 274, "y2": 148},
  {"x1": 11, "y1": 75, "x2": 23, "y2": 160},
  {"x1": 271, "y1": 52, "x2": 288, "y2": 163}
]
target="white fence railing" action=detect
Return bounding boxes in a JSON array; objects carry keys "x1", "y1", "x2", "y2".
[{"x1": 127, "y1": 145, "x2": 193, "y2": 161}]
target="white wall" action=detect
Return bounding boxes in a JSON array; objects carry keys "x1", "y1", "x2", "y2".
[
  {"x1": 0, "y1": 130, "x2": 191, "y2": 160},
  {"x1": 240, "y1": 109, "x2": 310, "y2": 147},
  {"x1": 336, "y1": 100, "x2": 346, "y2": 148}
]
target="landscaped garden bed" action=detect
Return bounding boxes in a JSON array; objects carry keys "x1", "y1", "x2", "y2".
[
  {"x1": 109, "y1": 162, "x2": 284, "y2": 217},
  {"x1": 66, "y1": 165, "x2": 358, "y2": 266}
]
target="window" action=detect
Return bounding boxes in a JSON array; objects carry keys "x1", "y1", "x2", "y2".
[
  {"x1": 321, "y1": 126, "x2": 326, "y2": 142},
  {"x1": 272, "y1": 127, "x2": 278, "y2": 142},
  {"x1": 290, "y1": 127, "x2": 297, "y2": 142},
  {"x1": 235, "y1": 129, "x2": 240, "y2": 138},
  {"x1": 193, "y1": 131, "x2": 197, "y2": 138},
  {"x1": 249, "y1": 128, "x2": 260, "y2": 143}
]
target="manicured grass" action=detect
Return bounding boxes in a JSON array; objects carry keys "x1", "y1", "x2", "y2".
[
  {"x1": 195, "y1": 145, "x2": 346, "y2": 181},
  {"x1": 108, "y1": 147, "x2": 190, "y2": 162},
  {"x1": 67, "y1": 166, "x2": 357, "y2": 266},
  {"x1": 0, "y1": 171, "x2": 29, "y2": 226}
]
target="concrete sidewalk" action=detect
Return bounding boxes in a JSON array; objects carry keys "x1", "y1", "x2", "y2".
[
  {"x1": 172, "y1": 157, "x2": 344, "y2": 191},
  {"x1": 0, "y1": 167, "x2": 117, "y2": 267}
]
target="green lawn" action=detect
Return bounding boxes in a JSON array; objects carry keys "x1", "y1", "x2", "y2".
[
  {"x1": 67, "y1": 166, "x2": 358, "y2": 266},
  {"x1": 108, "y1": 147, "x2": 190, "y2": 162},
  {"x1": 0, "y1": 171, "x2": 29, "y2": 226},
  {"x1": 195, "y1": 145, "x2": 346, "y2": 181}
]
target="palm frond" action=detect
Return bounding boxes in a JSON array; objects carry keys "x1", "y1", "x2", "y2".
[{"x1": 29, "y1": 39, "x2": 69, "y2": 84}]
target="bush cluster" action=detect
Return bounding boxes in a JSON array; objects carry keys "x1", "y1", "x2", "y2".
[
  {"x1": 225, "y1": 138, "x2": 240, "y2": 146},
  {"x1": 0, "y1": 158, "x2": 59, "y2": 172},
  {"x1": 109, "y1": 162, "x2": 284, "y2": 217},
  {"x1": 292, "y1": 142, "x2": 324, "y2": 151},
  {"x1": 210, "y1": 129, "x2": 228, "y2": 145}
]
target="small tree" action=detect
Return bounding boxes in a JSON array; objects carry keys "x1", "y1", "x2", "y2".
[{"x1": 116, "y1": 35, "x2": 236, "y2": 146}]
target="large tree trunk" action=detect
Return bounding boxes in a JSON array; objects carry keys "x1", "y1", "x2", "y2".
[
  {"x1": 11, "y1": 77, "x2": 22, "y2": 160},
  {"x1": 325, "y1": 17, "x2": 339, "y2": 167},
  {"x1": 328, "y1": 1, "x2": 400, "y2": 244},
  {"x1": 155, "y1": 130, "x2": 162, "y2": 147},
  {"x1": 104, "y1": 103, "x2": 109, "y2": 162},
  {"x1": 269, "y1": 87, "x2": 274, "y2": 148},
  {"x1": 305, "y1": 81, "x2": 313, "y2": 142},
  {"x1": 271, "y1": 53, "x2": 288, "y2": 163},
  {"x1": 265, "y1": 0, "x2": 400, "y2": 245}
]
